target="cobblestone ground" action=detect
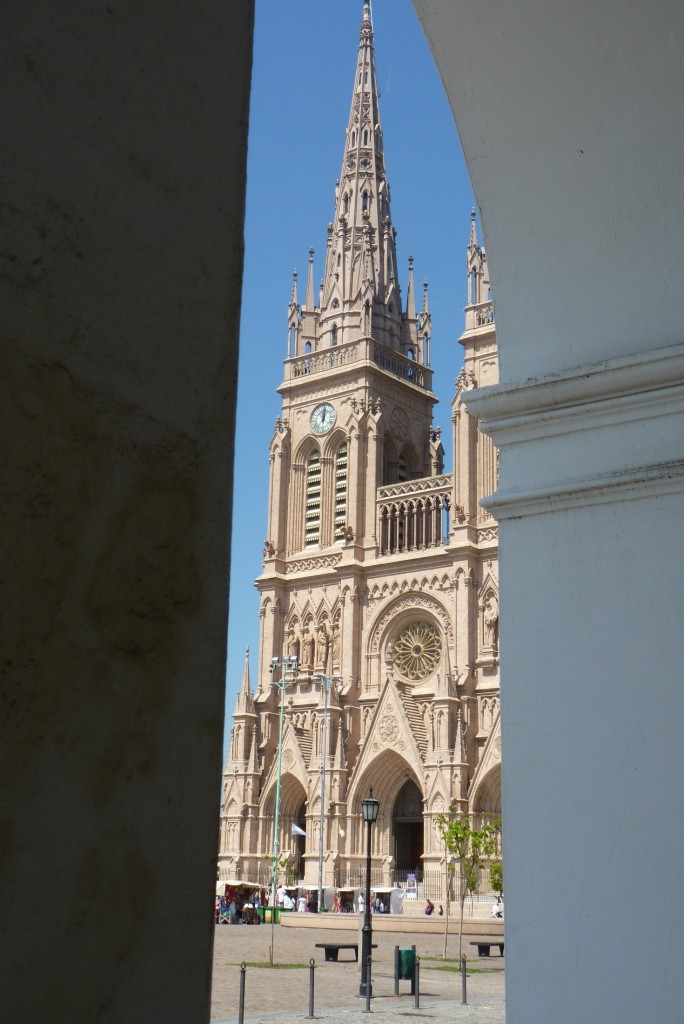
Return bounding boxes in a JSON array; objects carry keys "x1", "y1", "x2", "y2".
[{"x1": 211, "y1": 923, "x2": 505, "y2": 1024}]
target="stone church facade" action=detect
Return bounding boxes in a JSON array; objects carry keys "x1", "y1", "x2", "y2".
[{"x1": 219, "y1": 3, "x2": 501, "y2": 889}]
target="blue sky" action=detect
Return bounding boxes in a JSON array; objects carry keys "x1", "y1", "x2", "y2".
[{"x1": 224, "y1": 0, "x2": 475, "y2": 759}]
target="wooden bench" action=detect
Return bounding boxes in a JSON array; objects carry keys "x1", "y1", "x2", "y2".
[
  {"x1": 314, "y1": 942, "x2": 377, "y2": 963},
  {"x1": 470, "y1": 940, "x2": 504, "y2": 957}
]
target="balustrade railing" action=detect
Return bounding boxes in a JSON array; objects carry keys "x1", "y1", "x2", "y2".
[
  {"x1": 377, "y1": 474, "x2": 452, "y2": 555},
  {"x1": 285, "y1": 337, "x2": 433, "y2": 392}
]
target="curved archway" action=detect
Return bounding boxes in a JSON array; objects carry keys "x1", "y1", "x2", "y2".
[
  {"x1": 348, "y1": 751, "x2": 424, "y2": 877},
  {"x1": 263, "y1": 772, "x2": 308, "y2": 883},
  {"x1": 392, "y1": 778, "x2": 424, "y2": 873},
  {"x1": 471, "y1": 763, "x2": 501, "y2": 819}
]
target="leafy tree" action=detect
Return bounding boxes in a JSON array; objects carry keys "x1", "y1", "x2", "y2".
[
  {"x1": 435, "y1": 810, "x2": 501, "y2": 960},
  {"x1": 489, "y1": 860, "x2": 504, "y2": 898},
  {"x1": 275, "y1": 854, "x2": 296, "y2": 886}
]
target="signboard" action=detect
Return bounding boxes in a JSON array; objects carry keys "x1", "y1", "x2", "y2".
[{"x1": 405, "y1": 874, "x2": 417, "y2": 900}]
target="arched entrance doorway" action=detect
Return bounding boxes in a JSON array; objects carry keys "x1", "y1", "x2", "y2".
[
  {"x1": 289, "y1": 800, "x2": 306, "y2": 880},
  {"x1": 274, "y1": 774, "x2": 308, "y2": 884},
  {"x1": 392, "y1": 779, "x2": 424, "y2": 874}
]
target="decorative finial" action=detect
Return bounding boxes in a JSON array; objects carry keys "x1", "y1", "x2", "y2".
[
  {"x1": 471, "y1": 207, "x2": 476, "y2": 219},
  {"x1": 408, "y1": 254, "x2": 414, "y2": 268},
  {"x1": 309, "y1": 247, "x2": 315, "y2": 260}
]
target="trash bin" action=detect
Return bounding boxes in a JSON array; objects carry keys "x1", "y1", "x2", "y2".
[
  {"x1": 394, "y1": 945, "x2": 417, "y2": 995},
  {"x1": 263, "y1": 907, "x2": 281, "y2": 924},
  {"x1": 398, "y1": 947, "x2": 416, "y2": 979}
]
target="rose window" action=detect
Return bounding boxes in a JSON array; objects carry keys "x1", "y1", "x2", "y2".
[{"x1": 392, "y1": 621, "x2": 442, "y2": 682}]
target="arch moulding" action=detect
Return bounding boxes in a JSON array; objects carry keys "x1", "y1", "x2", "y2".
[{"x1": 368, "y1": 591, "x2": 454, "y2": 657}]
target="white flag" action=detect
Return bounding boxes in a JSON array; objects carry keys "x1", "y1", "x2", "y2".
[{"x1": 291, "y1": 823, "x2": 307, "y2": 836}]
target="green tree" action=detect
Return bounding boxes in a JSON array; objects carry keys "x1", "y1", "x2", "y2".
[
  {"x1": 489, "y1": 860, "x2": 503, "y2": 898},
  {"x1": 275, "y1": 854, "x2": 296, "y2": 886},
  {"x1": 435, "y1": 810, "x2": 501, "y2": 960}
]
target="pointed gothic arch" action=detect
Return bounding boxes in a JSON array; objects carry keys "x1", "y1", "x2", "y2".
[
  {"x1": 347, "y1": 750, "x2": 424, "y2": 869},
  {"x1": 398, "y1": 441, "x2": 419, "y2": 479},
  {"x1": 263, "y1": 772, "x2": 308, "y2": 883},
  {"x1": 471, "y1": 762, "x2": 501, "y2": 819},
  {"x1": 382, "y1": 432, "x2": 399, "y2": 484},
  {"x1": 392, "y1": 777, "x2": 424, "y2": 872}
]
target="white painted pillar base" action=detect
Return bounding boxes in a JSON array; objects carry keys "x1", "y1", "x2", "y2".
[{"x1": 465, "y1": 342, "x2": 684, "y2": 1023}]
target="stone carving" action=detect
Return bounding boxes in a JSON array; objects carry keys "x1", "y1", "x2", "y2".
[
  {"x1": 316, "y1": 623, "x2": 329, "y2": 667},
  {"x1": 370, "y1": 594, "x2": 454, "y2": 653},
  {"x1": 331, "y1": 625, "x2": 340, "y2": 666},
  {"x1": 286, "y1": 554, "x2": 343, "y2": 574},
  {"x1": 378, "y1": 714, "x2": 399, "y2": 743},
  {"x1": 391, "y1": 621, "x2": 442, "y2": 682},
  {"x1": 263, "y1": 539, "x2": 275, "y2": 557},
  {"x1": 282, "y1": 749, "x2": 295, "y2": 769},
  {"x1": 475, "y1": 304, "x2": 494, "y2": 326},
  {"x1": 390, "y1": 407, "x2": 410, "y2": 440},
  {"x1": 287, "y1": 631, "x2": 300, "y2": 660},
  {"x1": 456, "y1": 368, "x2": 477, "y2": 392},
  {"x1": 377, "y1": 473, "x2": 452, "y2": 500},
  {"x1": 302, "y1": 632, "x2": 315, "y2": 671},
  {"x1": 483, "y1": 595, "x2": 499, "y2": 648}
]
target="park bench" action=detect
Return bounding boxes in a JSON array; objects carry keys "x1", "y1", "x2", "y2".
[
  {"x1": 314, "y1": 942, "x2": 377, "y2": 963},
  {"x1": 470, "y1": 940, "x2": 504, "y2": 957}
]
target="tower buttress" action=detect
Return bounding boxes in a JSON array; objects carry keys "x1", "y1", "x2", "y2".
[
  {"x1": 287, "y1": 271, "x2": 299, "y2": 358},
  {"x1": 451, "y1": 212, "x2": 498, "y2": 531}
]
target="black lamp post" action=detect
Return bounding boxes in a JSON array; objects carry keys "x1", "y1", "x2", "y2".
[{"x1": 359, "y1": 788, "x2": 379, "y2": 998}]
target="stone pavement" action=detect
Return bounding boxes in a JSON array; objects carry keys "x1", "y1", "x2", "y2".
[{"x1": 211, "y1": 922, "x2": 504, "y2": 1024}]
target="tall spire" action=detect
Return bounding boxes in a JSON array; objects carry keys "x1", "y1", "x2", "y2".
[
  {"x1": 235, "y1": 645, "x2": 254, "y2": 714},
  {"x1": 405, "y1": 255, "x2": 416, "y2": 320},
  {"x1": 305, "y1": 248, "x2": 315, "y2": 309},
  {"x1": 468, "y1": 207, "x2": 478, "y2": 250},
  {"x1": 319, "y1": 2, "x2": 401, "y2": 339},
  {"x1": 418, "y1": 277, "x2": 431, "y2": 366},
  {"x1": 466, "y1": 209, "x2": 491, "y2": 313},
  {"x1": 284, "y1": 2, "x2": 431, "y2": 365}
]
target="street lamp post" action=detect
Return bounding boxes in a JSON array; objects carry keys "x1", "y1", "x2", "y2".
[
  {"x1": 359, "y1": 788, "x2": 379, "y2": 999},
  {"x1": 312, "y1": 672, "x2": 341, "y2": 914},
  {"x1": 269, "y1": 654, "x2": 298, "y2": 913}
]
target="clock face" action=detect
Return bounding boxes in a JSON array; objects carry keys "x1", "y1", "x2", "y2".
[{"x1": 310, "y1": 403, "x2": 336, "y2": 435}]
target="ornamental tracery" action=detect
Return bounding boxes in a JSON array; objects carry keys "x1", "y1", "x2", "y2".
[
  {"x1": 370, "y1": 593, "x2": 454, "y2": 654},
  {"x1": 392, "y1": 621, "x2": 442, "y2": 682}
]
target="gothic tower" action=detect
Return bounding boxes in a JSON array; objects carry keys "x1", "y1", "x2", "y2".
[{"x1": 220, "y1": 3, "x2": 500, "y2": 898}]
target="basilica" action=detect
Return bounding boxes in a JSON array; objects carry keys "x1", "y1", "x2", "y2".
[{"x1": 219, "y1": 3, "x2": 500, "y2": 890}]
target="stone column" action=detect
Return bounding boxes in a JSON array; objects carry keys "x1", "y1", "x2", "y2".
[{"x1": 2, "y1": 3, "x2": 254, "y2": 1021}]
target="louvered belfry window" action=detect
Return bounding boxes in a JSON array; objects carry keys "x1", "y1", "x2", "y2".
[
  {"x1": 334, "y1": 444, "x2": 348, "y2": 539},
  {"x1": 305, "y1": 450, "x2": 321, "y2": 547}
]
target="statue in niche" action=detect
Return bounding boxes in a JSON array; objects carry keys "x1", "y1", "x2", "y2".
[
  {"x1": 483, "y1": 594, "x2": 499, "y2": 648},
  {"x1": 316, "y1": 623, "x2": 329, "y2": 667},
  {"x1": 303, "y1": 631, "x2": 315, "y2": 671},
  {"x1": 287, "y1": 630, "x2": 300, "y2": 660},
  {"x1": 331, "y1": 624, "x2": 340, "y2": 666}
]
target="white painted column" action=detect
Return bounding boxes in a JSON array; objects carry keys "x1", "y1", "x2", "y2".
[{"x1": 466, "y1": 344, "x2": 684, "y2": 1024}]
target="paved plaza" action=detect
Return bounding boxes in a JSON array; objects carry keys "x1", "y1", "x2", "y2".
[{"x1": 210, "y1": 922, "x2": 505, "y2": 1024}]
